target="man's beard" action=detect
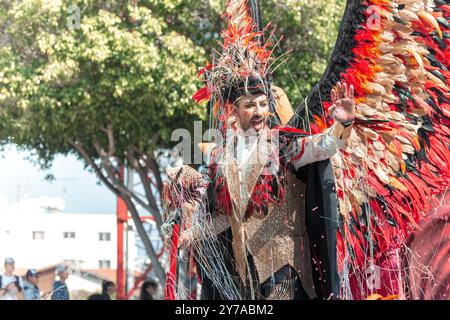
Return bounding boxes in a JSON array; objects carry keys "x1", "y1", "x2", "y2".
[{"x1": 250, "y1": 115, "x2": 265, "y2": 132}]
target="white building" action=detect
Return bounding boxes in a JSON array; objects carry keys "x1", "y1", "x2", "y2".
[{"x1": 0, "y1": 196, "x2": 137, "y2": 271}]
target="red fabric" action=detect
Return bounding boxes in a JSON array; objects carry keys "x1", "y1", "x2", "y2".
[
  {"x1": 291, "y1": 138, "x2": 306, "y2": 162},
  {"x1": 405, "y1": 194, "x2": 450, "y2": 300},
  {"x1": 164, "y1": 224, "x2": 180, "y2": 300}
]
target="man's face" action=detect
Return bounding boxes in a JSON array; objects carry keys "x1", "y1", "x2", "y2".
[
  {"x1": 29, "y1": 275, "x2": 39, "y2": 286},
  {"x1": 234, "y1": 93, "x2": 269, "y2": 132},
  {"x1": 147, "y1": 285, "x2": 157, "y2": 296},
  {"x1": 107, "y1": 284, "x2": 116, "y2": 295},
  {"x1": 60, "y1": 271, "x2": 69, "y2": 281},
  {"x1": 4, "y1": 263, "x2": 14, "y2": 274}
]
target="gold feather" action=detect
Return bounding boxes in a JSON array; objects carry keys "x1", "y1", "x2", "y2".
[{"x1": 418, "y1": 10, "x2": 443, "y2": 39}]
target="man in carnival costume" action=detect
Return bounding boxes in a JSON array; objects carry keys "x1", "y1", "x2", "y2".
[
  {"x1": 163, "y1": 0, "x2": 450, "y2": 301},
  {"x1": 163, "y1": 0, "x2": 355, "y2": 300}
]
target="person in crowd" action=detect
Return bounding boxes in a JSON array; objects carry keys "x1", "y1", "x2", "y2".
[
  {"x1": 140, "y1": 279, "x2": 158, "y2": 300},
  {"x1": 51, "y1": 264, "x2": 70, "y2": 300},
  {"x1": 101, "y1": 280, "x2": 115, "y2": 300},
  {"x1": 23, "y1": 268, "x2": 41, "y2": 300},
  {"x1": 86, "y1": 293, "x2": 107, "y2": 300},
  {"x1": 0, "y1": 258, "x2": 23, "y2": 300},
  {"x1": 86, "y1": 280, "x2": 116, "y2": 300}
]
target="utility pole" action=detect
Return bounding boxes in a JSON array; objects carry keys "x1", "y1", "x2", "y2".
[
  {"x1": 125, "y1": 167, "x2": 134, "y2": 294},
  {"x1": 116, "y1": 166, "x2": 127, "y2": 300}
]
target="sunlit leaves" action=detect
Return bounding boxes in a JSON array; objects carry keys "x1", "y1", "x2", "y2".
[
  {"x1": 0, "y1": 0, "x2": 344, "y2": 167},
  {"x1": 0, "y1": 0, "x2": 206, "y2": 166}
]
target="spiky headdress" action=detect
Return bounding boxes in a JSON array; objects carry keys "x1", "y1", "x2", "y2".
[{"x1": 193, "y1": 1, "x2": 276, "y2": 120}]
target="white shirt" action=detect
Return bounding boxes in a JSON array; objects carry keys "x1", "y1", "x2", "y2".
[
  {"x1": 0, "y1": 274, "x2": 23, "y2": 289},
  {"x1": 233, "y1": 128, "x2": 343, "y2": 207},
  {"x1": 289, "y1": 128, "x2": 345, "y2": 170},
  {"x1": 234, "y1": 127, "x2": 344, "y2": 172},
  {"x1": 0, "y1": 274, "x2": 24, "y2": 300},
  {"x1": 235, "y1": 133, "x2": 259, "y2": 206}
]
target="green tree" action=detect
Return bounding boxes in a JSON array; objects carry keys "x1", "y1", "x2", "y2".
[
  {"x1": 0, "y1": 0, "x2": 345, "y2": 285},
  {"x1": 153, "y1": 0, "x2": 346, "y2": 105},
  {"x1": 0, "y1": 0, "x2": 208, "y2": 284},
  {"x1": 260, "y1": 0, "x2": 346, "y2": 105}
]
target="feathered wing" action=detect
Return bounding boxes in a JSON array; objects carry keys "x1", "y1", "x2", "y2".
[{"x1": 291, "y1": 0, "x2": 450, "y2": 298}]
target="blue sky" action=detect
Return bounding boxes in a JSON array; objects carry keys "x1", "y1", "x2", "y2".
[{"x1": 0, "y1": 144, "x2": 115, "y2": 214}]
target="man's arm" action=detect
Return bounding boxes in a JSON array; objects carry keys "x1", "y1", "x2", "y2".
[
  {"x1": 178, "y1": 202, "x2": 230, "y2": 247},
  {"x1": 289, "y1": 122, "x2": 352, "y2": 170},
  {"x1": 17, "y1": 278, "x2": 25, "y2": 300},
  {"x1": 16, "y1": 289, "x2": 24, "y2": 300},
  {"x1": 289, "y1": 81, "x2": 355, "y2": 170}
]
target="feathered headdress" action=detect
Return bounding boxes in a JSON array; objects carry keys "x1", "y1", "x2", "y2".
[{"x1": 193, "y1": 0, "x2": 275, "y2": 110}]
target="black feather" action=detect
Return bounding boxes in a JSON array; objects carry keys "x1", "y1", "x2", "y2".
[{"x1": 289, "y1": 0, "x2": 366, "y2": 128}]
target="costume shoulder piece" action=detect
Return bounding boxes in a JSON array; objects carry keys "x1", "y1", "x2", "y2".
[
  {"x1": 290, "y1": 0, "x2": 450, "y2": 298},
  {"x1": 163, "y1": 0, "x2": 450, "y2": 299}
]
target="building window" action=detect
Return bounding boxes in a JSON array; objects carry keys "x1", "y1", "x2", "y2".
[
  {"x1": 63, "y1": 259, "x2": 83, "y2": 267},
  {"x1": 98, "y1": 260, "x2": 111, "y2": 269},
  {"x1": 32, "y1": 231, "x2": 45, "y2": 240},
  {"x1": 63, "y1": 259, "x2": 76, "y2": 266},
  {"x1": 99, "y1": 232, "x2": 111, "y2": 241},
  {"x1": 63, "y1": 232, "x2": 76, "y2": 239}
]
